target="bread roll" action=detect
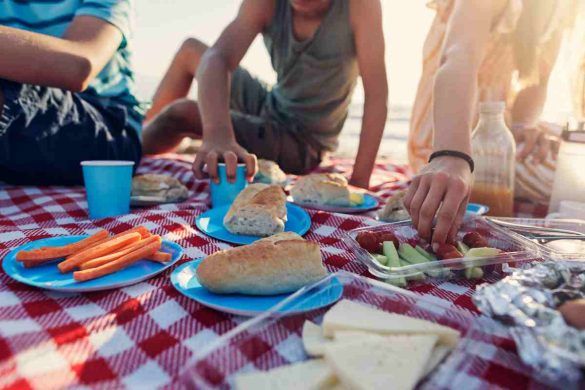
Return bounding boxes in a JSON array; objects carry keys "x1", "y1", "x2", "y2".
[
  {"x1": 223, "y1": 184, "x2": 287, "y2": 236},
  {"x1": 291, "y1": 174, "x2": 351, "y2": 206},
  {"x1": 254, "y1": 159, "x2": 287, "y2": 186},
  {"x1": 197, "y1": 232, "x2": 327, "y2": 295},
  {"x1": 132, "y1": 174, "x2": 189, "y2": 202}
]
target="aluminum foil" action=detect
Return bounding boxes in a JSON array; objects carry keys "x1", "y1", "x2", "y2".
[{"x1": 473, "y1": 261, "x2": 585, "y2": 383}]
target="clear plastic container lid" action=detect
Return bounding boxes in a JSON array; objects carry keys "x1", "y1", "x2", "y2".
[
  {"x1": 180, "y1": 272, "x2": 562, "y2": 389},
  {"x1": 345, "y1": 215, "x2": 545, "y2": 283}
]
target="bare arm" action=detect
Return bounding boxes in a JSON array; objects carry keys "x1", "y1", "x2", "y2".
[
  {"x1": 193, "y1": 0, "x2": 273, "y2": 182},
  {"x1": 349, "y1": 0, "x2": 388, "y2": 189},
  {"x1": 0, "y1": 16, "x2": 122, "y2": 92},
  {"x1": 511, "y1": 30, "x2": 563, "y2": 162},
  {"x1": 404, "y1": 0, "x2": 494, "y2": 244}
]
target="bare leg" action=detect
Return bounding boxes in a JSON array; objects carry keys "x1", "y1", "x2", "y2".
[
  {"x1": 142, "y1": 99, "x2": 202, "y2": 155},
  {"x1": 144, "y1": 38, "x2": 209, "y2": 122}
]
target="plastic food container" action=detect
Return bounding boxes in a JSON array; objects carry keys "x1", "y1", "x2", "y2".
[
  {"x1": 181, "y1": 272, "x2": 498, "y2": 389},
  {"x1": 488, "y1": 217, "x2": 585, "y2": 259},
  {"x1": 345, "y1": 215, "x2": 544, "y2": 283}
]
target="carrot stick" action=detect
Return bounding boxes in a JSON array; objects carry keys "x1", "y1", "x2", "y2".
[
  {"x1": 112, "y1": 226, "x2": 151, "y2": 240},
  {"x1": 147, "y1": 251, "x2": 172, "y2": 263},
  {"x1": 74, "y1": 237, "x2": 162, "y2": 282},
  {"x1": 78, "y1": 236, "x2": 161, "y2": 270},
  {"x1": 16, "y1": 230, "x2": 109, "y2": 263},
  {"x1": 58, "y1": 232, "x2": 142, "y2": 273}
]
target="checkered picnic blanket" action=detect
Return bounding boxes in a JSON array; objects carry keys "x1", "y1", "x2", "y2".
[{"x1": 0, "y1": 155, "x2": 551, "y2": 389}]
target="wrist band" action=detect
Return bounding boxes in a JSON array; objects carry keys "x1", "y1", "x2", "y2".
[{"x1": 428, "y1": 150, "x2": 475, "y2": 173}]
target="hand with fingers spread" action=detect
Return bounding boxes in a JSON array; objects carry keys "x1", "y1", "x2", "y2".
[
  {"x1": 403, "y1": 156, "x2": 472, "y2": 246},
  {"x1": 192, "y1": 138, "x2": 257, "y2": 184}
]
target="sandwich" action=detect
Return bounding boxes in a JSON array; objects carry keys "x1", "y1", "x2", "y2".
[
  {"x1": 196, "y1": 232, "x2": 328, "y2": 295},
  {"x1": 131, "y1": 174, "x2": 189, "y2": 203},
  {"x1": 253, "y1": 159, "x2": 287, "y2": 186},
  {"x1": 290, "y1": 173, "x2": 364, "y2": 207},
  {"x1": 223, "y1": 183, "x2": 287, "y2": 236},
  {"x1": 378, "y1": 190, "x2": 410, "y2": 222}
]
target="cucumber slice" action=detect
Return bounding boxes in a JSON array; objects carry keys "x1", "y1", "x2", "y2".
[
  {"x1": 398, "y1": 243, "x2": 430, "y2": 265},
  {"x1": 415, "y1": 245, "x2": 434, "y2": 260},
  {"x1": 465, "y1": 247, "x2": 501, "y2": 258},
  {"x1": 406, "y1": 272, "x2": 426, "y2": 282},
  {"x1": 383, "y1": 241, "x2": 401, "y2": 268},
  {"x1": 372, "y1": 254, "x2": 388, "y2": 266},
  {"x1": 465, "y1": 267, "x2": 484, "y2": 279},
  {"x1": 385, "y1": 276, "x2": 407, "y2": 288},
  {"x1": 456, "y1": 241, "x2": 470, "y2": 255}
]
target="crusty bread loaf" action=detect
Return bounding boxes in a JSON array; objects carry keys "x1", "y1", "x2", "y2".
[
  {"x1": 254, "y1": 159, "x2": 287, "y2": 186},
  {"x1": 132, "y1": 174, "x2": 189, "y2": 202},
  {"x1": 223, "y1": 184, "x2": 287, "y2": 236},
  {"x1": 197, "y1": 232, "x2": 327, "y2": 295},
  {"x1": 291, "y1": 174, "x2": 351, "y2": 207}
]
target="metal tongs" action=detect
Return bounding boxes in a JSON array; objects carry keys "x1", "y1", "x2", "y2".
[{"x1": 486, "y1": 217, "x2": 585, "y2": 244}]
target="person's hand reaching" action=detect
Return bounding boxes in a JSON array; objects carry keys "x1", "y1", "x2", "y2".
[
  {"x1": 403, "y1": 156, "x2": 473, "y2": 246},
  {"x1": 192, "y1": 138, "x2": 257, "y2": 183}
]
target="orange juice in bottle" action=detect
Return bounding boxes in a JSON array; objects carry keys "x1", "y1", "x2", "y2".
[{"x1": 470, "y1": 102, "x2": 516, "y2": 217}]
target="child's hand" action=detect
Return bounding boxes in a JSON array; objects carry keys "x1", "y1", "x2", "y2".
[{"x1": 192, "y1": 139, "x2": 257, "y2": 183}]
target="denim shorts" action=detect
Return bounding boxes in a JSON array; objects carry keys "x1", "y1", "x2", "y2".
[{"x1": 0, "y1": 79, "x2": 142, "y2": 185}]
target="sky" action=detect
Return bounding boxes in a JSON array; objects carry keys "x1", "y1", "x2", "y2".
[{"x1": 132, "y1": 0, "x2": 573, "y2": 121}]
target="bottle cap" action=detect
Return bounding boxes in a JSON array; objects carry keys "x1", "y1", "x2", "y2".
[{"x1": 479, "y1": 101, "x2": 505, "y2": 114}]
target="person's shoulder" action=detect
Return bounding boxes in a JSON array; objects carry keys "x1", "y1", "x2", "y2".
[
  {"x1": 239, "y1": 0, "x2": 276, "y2": 26},
  {"x1": 349, "y1": 0, "x2": 382, "y2": 28}
]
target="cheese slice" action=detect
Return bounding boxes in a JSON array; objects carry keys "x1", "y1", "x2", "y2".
[
  {"x1": 302, "y1": 321, "x2": 331, "y2": 357},
  {"x1": 234, "y1": 359, "x2": 335, "y2": 390},
  {"x1": 322, "y1": 300, "x2": 460, "y2": 347},
  {"x1": 324, "y1": 335, "x2": 438, "y2": 390}
]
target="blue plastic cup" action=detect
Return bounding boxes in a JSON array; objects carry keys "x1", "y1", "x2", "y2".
[
  {"x1": 81, "y1": 161, "x2": 134, "y2": 219},
  {"x1": 210, "y1": 163, "x2": 248, "y2": 208}
]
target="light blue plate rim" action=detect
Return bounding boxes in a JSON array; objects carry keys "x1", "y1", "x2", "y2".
[
  {"x1": 195, "y1": 203, "x2": 311, "y2": 245},
  {"x1": 170, "y1": 258, "x2": 343, "y2": 317},
  {"x1": 2, "y1": 235, "x2": 183, "y2": 293},
  {"x1": 290, "y1": 193, "x2": 379, "y2": 214},
  {"x1": 466, "y1": 203, "x2": 490, "y2": 215}
]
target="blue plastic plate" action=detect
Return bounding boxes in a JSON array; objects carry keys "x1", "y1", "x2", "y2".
[
  {"x1": 290, "y1": 193, "x2": 379, "y2": 214},
  {"x1": 195, "y1": 203, "x2": 311, "y2": 245},
  {"x1": 171, "y1": 259, "x2": 343, "y2": 317},
  {"x1": 2, "y1": 236, "x2": 183, "y2": 292},
  {"x1": 466, "y1": 203, "x2": 490, "y2": 215}
]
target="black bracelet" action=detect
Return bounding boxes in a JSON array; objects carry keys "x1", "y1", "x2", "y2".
[{"x1": 428, "y1": 150, "x2": 474, "y2": 173}]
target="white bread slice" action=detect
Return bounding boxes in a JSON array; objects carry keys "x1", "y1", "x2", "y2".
[
  {"x1": 322, "y1": 300, "x2": 460, "y2": 347},
  {"x1": 323, "y1": 335, "x2": 438, "y2": 390},
  {"x1": 422, "y1": 345, "x2": 452, "y2": 378},
  {"x1": 234, "y1": 359, "x2": 335, "y2": 390},
  {"x1": 196, "y1": 233, "x2": 327, "y2": 295},
  {"x1": 302, "y1": 321, "x2": 331, "y2": 357},
  {"x1": 291, "y1": 174, "x2": 351, "y2": 206},
  {"x1": 223, "y1": 184, "x2": 287, "y2": 236}
]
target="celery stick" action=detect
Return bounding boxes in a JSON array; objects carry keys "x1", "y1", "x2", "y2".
[
  {"x1": 415, "y1": 245, "x2": 434, "y2": 260},
  {"x1": 383, "y1": 241, "x2": 401, "y2": 268},
  {"x1": 398, "y1": 243, "x2": 430, "y2": 265},
  {"x1": 457, "y1": 241, "x2": 470, "y2": 255},
  {"x1": 372, "y1": 254, "x2": 388, "y2": 266}
]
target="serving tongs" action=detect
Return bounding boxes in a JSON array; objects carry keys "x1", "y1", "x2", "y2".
[{"x1": 486, "y1": 217, "x2": 585, "y2": 244}]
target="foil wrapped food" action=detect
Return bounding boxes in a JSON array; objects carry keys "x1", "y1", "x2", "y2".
[{"x1": 473, "y1": 261, "x2": 585, "y2": 383}]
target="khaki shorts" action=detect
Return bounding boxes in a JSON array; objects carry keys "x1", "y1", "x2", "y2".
[{"x1": 229, "y1": 67, "x2": 323, "y2": 175}]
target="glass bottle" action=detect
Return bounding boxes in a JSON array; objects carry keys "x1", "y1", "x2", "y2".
[{"x1": 470, "y1": 101, "x2": 516, "y2": 217}]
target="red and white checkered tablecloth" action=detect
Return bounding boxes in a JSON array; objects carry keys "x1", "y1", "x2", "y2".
[{"x1": 0, "y1": 155, "x2": 550, "y2": 389}]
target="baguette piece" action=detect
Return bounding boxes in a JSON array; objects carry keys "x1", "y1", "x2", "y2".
[
  {"x1": 290, "y1": 173, "x2": 351, "y2": 206},
  {"x1": 253, "y1": 159, "x2": 288, "y2": 186},
  {"x1": 223, "y1": 184, "x2": 287, "y2": 237},
  {"x1": 196, "y1": 232, "x2": 327, "y2": 295}
]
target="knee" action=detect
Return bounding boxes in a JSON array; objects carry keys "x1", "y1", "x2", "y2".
[
  {"x1": 165, "y1": 99, "x2": 200, "y2": 127},
  {"x1": 180, "y1": 38, "x2": 207, "y2": 61}
]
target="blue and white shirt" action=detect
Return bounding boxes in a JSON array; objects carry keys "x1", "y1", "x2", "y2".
[{"x1": 0, "y1": 0, "x2": 144, "y2": 121}]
